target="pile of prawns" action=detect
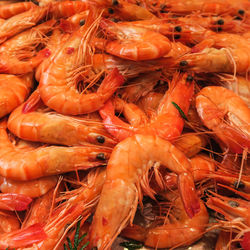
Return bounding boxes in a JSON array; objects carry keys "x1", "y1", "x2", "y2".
[{"x1": 0, "y1": 0, "x2": 249, "y2": 249}]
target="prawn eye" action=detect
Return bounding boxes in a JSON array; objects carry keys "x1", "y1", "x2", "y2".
[
  {"x1": 96, "y1": 135, "x2": 105, "y2": 144},
  {"x1": 217, "y1": 27, "x2": 222, "y2": 32},
  {"x1": 228, "y1": 200, "x2": 239, "y2": 208},
  {"x1": 238, "y1": 9, "x2": 245, "y2": 15},
  {"x1": 108, "y1": 8, "x2": 114, "y2": 14},
  {"x1": 217, "y1": 19, "x2": 224, "y2": 25},
  {"x1": 96, "y1": 153, "x2": 106, "y2": 160},
  {"x1": 174, "y1": 26, "x2": 182, "y2": 32},
  {"x1": 174, "y1": 34, "x2": 181, "y2": 39},
  {"x1": 112, "y1": 0, "x2": 119, "y2": 5},
  {"x1": 234, "y1": 180, "x2": 245, "y2": 189},
  {"x1": 180, "y1": 60, "x2": 188, "y2": 67},
  {"x1": 79, "y1": 19, "x2": 85, "y2": 26},
  {"x1": 186, "y1": 75, "x2": 193, "y2": 82}
]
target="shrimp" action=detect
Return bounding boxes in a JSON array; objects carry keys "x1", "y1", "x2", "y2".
[
  {"x1": 0, "y1": 73, "x2": 33, "y2": 119},
  {"x1": 0, "y1": 6, "x2": 48, "y2": 44},
  {"x1": 196, "y1": 86, "x2": 250, "y2": 153},
  {"x1": 8, "y1": 91, "x2": 116, "y2": 147},
  {"x1": 0, "y1": 19, "x2": 56, "y2": 74},
  {"x1": 33, "y1": 168, "x2": 106, "y2": 249},
  {"x1": 39, "y1": 11, "x2": 125, "y2": 115},
  {"x1": 0, "y1": 175, "x2": 58, "y2": 198},
  {"x1": 0, "y1": 211, "x2": 20, "y2": 233},
  {"x1": 121, "y1": 197, "x2": 209, "y2": 249},
  {"x1": 0, "y1": 120, "x2": 110, "y2": 180},
  {"x1": 0, "y1": 193, "x2": 32, "y2": 211},
  {"x1": 99, "y1": 18, "x2": 172, "y2": 61},
  {"x1": 100, "y1": 72, "x2": 194, "y2": 142},
  {"x1": 0, "y1": 224, "x2": 47, "y2": 249},
  {"x1": 49, "y1": 0, "x2": 91, "y2": 19},
  {"x1": 0, "y1": 1, "x2": 37, "y2": 19},
  {"x1": 89, "y1": 134, "x2": 200, "y2": 249}
]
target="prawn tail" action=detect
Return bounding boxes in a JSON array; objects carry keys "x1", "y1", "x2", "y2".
[
  {"x1": 0, "y1": 193, "x2": 32, "y2": 211},
  {"x1": 0, "y1": 223, "x2": 47, "y2": 248},
  {"x1": 97, "y1": 68, "x2": 125, "y2": 97},
  {"x1": 178, "y1": 172, "x2": 200, "y2": 218},
  {"x1": 22, "y1": 90, "x2": 42, "y2": 113}
]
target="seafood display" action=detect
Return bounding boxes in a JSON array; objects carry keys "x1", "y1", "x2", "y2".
[{"x1": 0, "y1": 0, "x2": 249, "y2": 249}]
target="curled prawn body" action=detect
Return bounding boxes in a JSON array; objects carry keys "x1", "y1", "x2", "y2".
[
  {"x1": 100, "y1": 18, "x2": 172, "y2": 61},
  {"x1": 0, "y1": 74, "x2": 33, "y2": 119},
  {"x1": 8, "y1": 91, "x2": 117, "y2": 147},
  {"x1": 121, "y1": 197, "x2": 209, "y2": 249},
  {"x1": 196, "y1": 86, "x2": 250, "y2": 153},
  {"x1": 89, "y1": 134, "x2": 200, "y2": 249},
  {"x1": 0, "y1": 6, "x2": 48, "y2": 44},
  {"x1": 0, "y1": 121, "x2": 111, "y2": 180},
  {"x1": 0, "y1": 19, "x2": 56, "y2": 74},
  {"x1": 39, "y1": 11, "x2": 125, "y2": 115}
]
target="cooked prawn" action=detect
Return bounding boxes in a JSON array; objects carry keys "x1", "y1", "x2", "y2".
[
  {"x1": 39, "y1": 11, "x2": 125, "y2": 115},
  {"x1": 121, "y1": 197, "x2": 209, "y2": 249},
  {"x1": 0, "y1": 19, "x2": 56, "y2": 74},
  {"x1": 89, "y1": 134, "x2": 200, "y2": 249},
  {"x1": 0, "y1": 73, "x2": 33, "y2": 119},
  {"x1": 0, "y1": 1, "x2": 37, "y2": 19},
  {"x1": 196, "y1": 86, "x2": 250, "y2": 153},
  {"x1": 0, "y1": 6, "x2": 48, "y2": 44},
  {"x1": 0, "y1": 120, "x2": 110, "y2": 180},
  {"x1": 0, "y1": 211, "x2": 20, "y2": 234},
  {"x1": 100, "y1": 18, "x2": 172, "y2": 61},
  {"x1": 8, "y1": 91, "x2": 116, "y2": 147}
]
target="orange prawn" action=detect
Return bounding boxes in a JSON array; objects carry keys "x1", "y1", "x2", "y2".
[
  {"x1": 0, "y1": 211, "x2": 20, "y2": 234},
  {"x1": 100, "y1": 72, "x2": 194, "y2": 142},
  {"x1": 0, "y1": 1, "x2": 37, "y2": 19},
  {"x1": 121, "y1": 197, "x2": 209, "y2": 249},
  {"x1": 99, "y1": 18, "x2": 172, "y2": 61},
  {"x1": 196, "y1": 86, "x2": 250, "y2": 153},
  {"x1": 0, "y1": 120, "x2": 110, "y2": 180},
  {"x1": 0, "y1": 73, "x2": 33, "y2": 119},
  {"x1": 0, "y1": 6, "x2": 48, "y2": 44},
  {"x1": 89, "y1": 134, "x2": 200, "y2": 249},
  {"x1": 8, "y1": 91, "x2": 117, "y2": 147},
  {"x1": 0, "y1": 19, "x2": 56, "y2": 74},
  {"x1": 39, "y1": 11, "x2": 125, "y2": 115}
]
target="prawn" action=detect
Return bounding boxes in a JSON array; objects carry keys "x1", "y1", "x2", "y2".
[
  {"x1": 0, "y1": 175, "x2": 58, "y2": 198},
  {"x1": 0, "y1": 19, "x2": 56, "y2": 74},
  {"x1": 0, "y1": 73, "x2": 33, "y2": 119},
  {"x1": 196, "y1": 86, "x2": 250, "y2": 153},
  {"x1": 100, "y1": 72, "x2": 194, "y2": 142},
  {"x1": 89, "y1": 134, "x2": 200, "y2": 249},
  {"x1": 39, "y1": 11, "x2": 125, "y2": 115},
  {"x1": 0, "y1": 119, "x2": 111, "y2": 180},
  {"x1": 0, "y1": 1, "x2": 37, "y2": 19},
  {"x1": 121, "y1": 197, "x2": 209, "y2": 249},
  {"x1": 99, "y1": 18, "x2": 172, "y2": 61},
  {"x1": 34, "y1": 168, "x2": 106, "y2": 249},
  {"x1": 0, "y1": 6, "x2": 48, "y2": 44},
  {"x1": 8, "y1": 91, "x2": 117, "y2": 147}
]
